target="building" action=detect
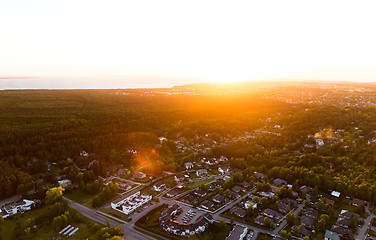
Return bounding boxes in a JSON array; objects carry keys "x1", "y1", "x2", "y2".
[
  {"x1": 196, "y1": 169, "x2": 208, "y2": 177},
  {"x1": 300, "y1": 216, "x2": 315, "y2": 228},
  {"x1": 153, "y1": 182, "x2": 166, "y2": 192},
  {"x1": 254, "y1": 172, "x2": 264, "y2": 180},
  {"x1": 58, "y1": 179, "x2": 72, "y2": 188},
  {"x1": 218, "y1": 166, "x2": 230, "y2": 174},
  {"x1": 300, "y1": 185, "x2": 313, "y2": 192},
  {"x1": 212, "y1": 194, "x2": 227, "y2": 204},
  {"x1": 254, "y1": 215, "x2": 266, "y2": 226},
  {"x1": 185, "y1": 162, "x2": 194, "y2": 170},
  {"x1": 331, "y1": 191, "x2": 341, "y2": 198},
  {"x1": 166, "y1": 190, "x2": 178, "y2": 198},
  {"x1": 194, "y1": 189, "x2": 207, "y2": 198},
  {"x1": 133, "y1": 171, "x2": 146, "y2": 179},
  {"x1": 277, "y1": 202, "x2": 291, "y2": 214},
  {"x1": 111, "y1": 191, "x2": 152, "y2": 215},
  {"x1": 226, "y1": 225, "x2": 247, "y2": 240},
  {"x1": 351, "y1": 198, "x2": 369, "y2": 207},
  {"x1": 231, "y1": 206, "x2": 246, "y2": 218},
  {"x1": 159, "y1": 205, "x2": 213, "y2": 237},
  {"x1": 200, "y1": 200, "x2": 214, "y2": 210},
  {"x1": 244, "y1": 200, "x2": 257, "y2": 209},
  {"x1": 1, "y1": 199, "x2": 35, "y2": 218},
  {"x1": 324, "y1": 230, "x2": 339, "y2": 240},
  {"x1": 304, "y1": 208, "x2": 319, "y2": 219},
  {"x1": 273, "y1": 178, "x2": 288, "y2": 186},
  {"x1": 262, "y1": 209, "x2": 283, "y2": 220},
  {"x1": 174, "y1": 174, "x2": 187, "y2": 183}
]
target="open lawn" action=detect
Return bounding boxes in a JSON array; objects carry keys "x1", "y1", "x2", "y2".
[
  {"x1": 65, "y1": 189, "x2": 95, "y2": 208},
  {"x1": 186, "y1": 178, "x2": 213, "y2": 190},
  {"x1": 100, "y1": 208, "x2": 131, "y2": 222},
  {"x1": 0, "y1": 205, "x2": 101, "y2": 240}
]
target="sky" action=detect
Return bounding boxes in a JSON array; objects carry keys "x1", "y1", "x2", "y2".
[{"x1": 1, "y1": 0, "x2": 376, "y2": 88}]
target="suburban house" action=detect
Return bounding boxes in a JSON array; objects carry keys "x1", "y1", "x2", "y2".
[
  {"x1": 305, "y1": 208, "x2": 319, "y2": 219},
  {"x1": 300, "y1": 216, "x2": 315, "y2": 228},
  {"x1": 300, "y1": 185, "x2": 313, "y2": 192},
  {"x1": 231, "y1": 206, "x2": 246, "y2": 218},
  {"x1": 273, "y1": 178, "x2": 288, "y2": 186},
  {"x1": 277, "y1": 202, "x2": 291, "y2": 214},
  {"x1": 166, "y1": 190, "x2": 178, "y2": 198},
  {"x1": 336, "y1": 217, "x2": 351, "y2": 228},
  {"x1": 291, "y1": 225, "x2": 311, "y2": 238},
  {"x1": 232, "y1": 185, "x2": 245, "y2": 193},
  {"x1": 331, "y1": 191, "x2": 341, "y2": 198},
  {"x1": 153, "y1": 181, "x2": 166, "y2": 192},
  {"x1": 212, "y1": 194, "x2": 227, "y2": 204},
  {"x1": 200, "y1": 200, "x2": 214, "y2": 211},
  {"x1": 58, "y1": 179, "x2": 72, "y2": 188},
  {"x1": 351, "y1": 198, "x2": 369, "y2": 206},
  {"x1": 242, "y1": 181, "x2": 251, "y2": 189},
  {"x1": 218, "y1": 166, "x2": 230, "y2": 174},
  {"x1": 185, "y1": 162, "x2": 194, "y2": 170},
  {"x1": 339, "y1": 210, "x2": 360, "y2": 220},
  {"x1": 254, "y1": 215, "x2": 266, "y2": 226},
  {"x1": 1, "y1": 199, "x2": 35, "y2": 218},
  {"x1": 194, "y1": 189, "x2": 207, "y2": 198},
  {"x1": 254, "y1": 172, "x2": 264, "y2": 180},
  {"x1": 244, "y1": 200, "x2": 257, "y2": 209},
  {"x1": 118, "y1": 182, "x2": 132, "y2": 192},
  {"x1": 174, "y1": 174, "x2": 187, "y2": 183},
  {"x1": 330, "y1": 225, "x2": 353, "y2": 238},
  {"x1": 262, "y1": 209, "x2": 283, "y2": 220},
  {"x1": 196, "y1": 169, "x2": 208, "y2": 178},
  {"x1": 324, "y1": 230, "x2": 340, "y2": 240},
  {"x1": 133, "y1": 171, "x2": 146, "y2": 179}
]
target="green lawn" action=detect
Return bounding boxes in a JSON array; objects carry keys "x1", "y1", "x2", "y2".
[
  {"x1": 65, "y1": 189, "x2": 95, "y2": 208},
  {"x1": 0, "y1": 205, "x2": 101, "y2": 240},
  {"x1": 185, "y1": 178, "x2": 213, "y2": 190}
]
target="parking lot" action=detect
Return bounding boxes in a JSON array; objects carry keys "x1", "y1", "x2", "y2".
[{"x1": 175, "y1": 205, "x2": 205, "y2": 224}]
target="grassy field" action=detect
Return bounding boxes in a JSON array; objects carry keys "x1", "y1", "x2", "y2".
[
  {"x1": 0, "y1": 205, "x2": 101, "y2": 240},
  {"x1": 65, "y1": 189, "x2": 121, "y2": 209},
  {"x1": 100, "y1": 208, "x2": 131, "y2": 222},
  {"x1": 186, "y1": 178, "x2": 213, "y2": 190}
]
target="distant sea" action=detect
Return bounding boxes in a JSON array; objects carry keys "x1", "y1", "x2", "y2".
[{"x1": 0, "y1": 76, "x2": 202, "y2": 90}]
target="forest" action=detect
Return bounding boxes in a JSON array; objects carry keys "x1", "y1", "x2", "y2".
[{"x1": 1, "y1": 82, "x2": 376, "y2": 203}]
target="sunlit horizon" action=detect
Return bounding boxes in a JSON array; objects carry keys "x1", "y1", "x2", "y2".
[{"x1": 1, "y1": 0, "x2": 376, "y2": 88}]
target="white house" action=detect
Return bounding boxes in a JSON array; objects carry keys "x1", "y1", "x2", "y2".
[
  {"x1": 196, "y1": 169, "x2": 208, "y2": 177},
  {"x1": 218, "y1": 166, "x2": 230, "y2": 174},
  {"x1": 185, "y1": 162, "x2": 194, "y2": 170},
  {"x1": 153, "y1": 182, "x2": 166, "y2": 192},
  {"x1": 2, "y1": 199, "x2": 35, "y2": 218},
  {"x1": 244, "y1": 200, "x2": 257, "y2": 209},
  {"x1": 58, "y1": 179, "x2": 72, "y2": 188}
]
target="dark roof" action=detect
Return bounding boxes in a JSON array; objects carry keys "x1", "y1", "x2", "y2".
[
  {"x1": 304, "y1": 208, "x2": 319, "y2": 218},
  {"x1": 194, "y1": 189, "x2": 207, "y2": 197},
  {"x1": 281, "y1": 198, "x2": 298, "y2": 207},
  {"x1": 300, "y1": 185, "x2": 313, "y2": 192},
  {"x1": 231, "y1": 206, "x2": 246, "y2": 218},
  {"x1": 277, "y1": 202, "x2": 291, "y2": 214},
  {"x1": 300, "y1": 216, "x2": 315, "y2": 227},
  {"x1": 232, "y1": 185, "x2": 245, "y2": 193},
  {"x1": 339, "y1": 210, "x2": 360, "y2": 220},
  {"x1": 254, "y1": 215, "x2": 266, "y2": 225},
  {"x1": 351, "y1": 198, "x2": 369, "y2": 206},
  {"x1": 212, "y1": 194, "x2": 226, "y2": 203},
  {"x1": 273, "y1": 178, "x2": 288, "y2": 186},
  {"x1": 336, "y1": 217, "x2": 351, "y2": 228},
  {"x1": 262, "y1": 208, "x2": 283, "y2": 219},
  {"x1": 200, "y1": 200, "x2": 214, "y2": 210},
  {"x1": 254, "y1": 172, "x2": 264, "y2": 179},
  {"x1": 330, "y1": 225, "x2": 353, "y2": 237},
  {"x1": 293, "y1": 225, "x2": 311, "y2": 237},
  {"x1": 242, "y1": 181, "x2": 250, "y2": 188},
  {"x1": 154, "y1": 181, "x2": 166, "y2": 188}
]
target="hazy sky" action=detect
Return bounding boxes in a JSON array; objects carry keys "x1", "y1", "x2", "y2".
[{"x1": 1, "y1": 0, "x2": 376, "y2": 88}]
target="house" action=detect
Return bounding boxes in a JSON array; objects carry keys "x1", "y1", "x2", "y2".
[
  {"x1": 324, "y1": 230, "x2": 339, "y2": 240},
  {"x1": 339, "y1": 210, "x2": 360, "y2": 220},
  {"x1": 304, "y1": 208, "x2": 319, "y2": 219},
  {"x1": 330, "y1": 225, "x2": 353, "y2": 238},
  {"x1": 242, "y1": 181, "x2": 251, "y2": 189},
  {"x1": 213, "y1": 180, "x2": 224, "y2": 188},
  {"x1": 254, "y1": 172, "x2": 264, "y2": 180},
  {"x1": 182, "y1": 194, "x2": 197, "y2": 203},
  {"x1": 262, "y1": 209, "x2": 283, "y2": 220},
  {"x1": 80, "y1": 150, "x2": 89, "y2": 157},
  {"x1": 277, "y1": 202, "x2": 291, "y2": 214},
  {"x1": 207, "y1": 185, "x2": 216, "y2": 192},
  {"x1": 231, "y1": 206, "x2": 247, "y2": 218},
  {"x1": 174, "y1": 174, "x2": 187, "y2": 183},
  {"x1": 200, "y1": 200, "x2": 214, "y2": 210},
  {"x1": 254, "y1": 215, "x2": 266, "y2": 226},
  {"x1": 336, "y1": 217, "x2": 351, "y2": 228},
  {"x1": 153, "y1": 182, "x2": 166, "y2": 192},
  {"x1": 58, "y1": 179, "x2": 72, "y2": 188},
  {"x1": 212, "y1": 194, "x2": 227, "y2": 204},
  {"x1": 320, "y1": 197, "x2": 335, "y2": 206},
  {"x1": 133, "y1": 171, "x2": 146, "y2": 179},
  {"x1": 292, "y1": 225, "x2": 311, "y2": 238},
  {"x1": 273, "y1": 178, "x2": 288, "y2": 186},
  {"x1": 118, "y1": 182, "x2": 132, "y2": 192},
  {"x1": 331, "y1": 191, "x2": 341, "y2": 198},
  {"x1": 281, "y1": 198, "x2": 298, "y2": 207},
  {"x1": 194, "y1": 189, "x2": 207, "y2": 198},
  {"x1": 244, "y1": 200, "x2": 257, "y2": 209},
  {"x1": 219, "y1": 156, "x2": 228, "y2": 162},
  {"x1": 226, "y1": 225, "x2": 247, "y2": 240},
  {"x1": 351, "y1": 198, "x2": 369, "y2": 207},
  {"x1": 204, "y1": 158, "x2": 217, "y2": 165},
  {"x1": 185, "y1": 162, "x2": 194, "y2": 170},
  {"x1": 300, "y1": 185, "x2": 313, "y2": 192},
  {"x1": 166, "y1": 190, "x2": 178, "y2": 198},
  {"x1": 2, "y1": 199, "x2": 35, "y2": 218},
  {"x1": 232, "y1": 185, "x2": 245, "y2": 193},
  {"x1": 196, "y1": 169, "x2": 208, "y2": 177},
  {"x1": 228, "y1": 190, "x2": 241, "y2": 199},
  {"x1": 258, "y1": 191, "x2": 275, "y2": 198},
  {"x1": 300, "y1": 216, "x2": 315, "y2": 227},
  {"x1": 218, "y1": 166, "x2": 230, "y2": 174}
]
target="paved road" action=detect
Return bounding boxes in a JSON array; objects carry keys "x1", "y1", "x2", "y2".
[{"x1": 356, "y1": 207, "x2": 375, "y2": 239}]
